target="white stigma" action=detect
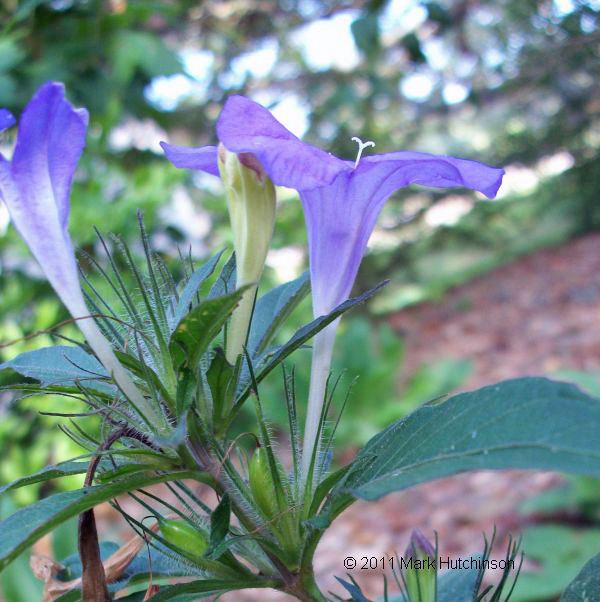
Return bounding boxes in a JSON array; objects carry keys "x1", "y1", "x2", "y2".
[{"x1": 351, "y1": 136, "x2": 375, "y2": 168}]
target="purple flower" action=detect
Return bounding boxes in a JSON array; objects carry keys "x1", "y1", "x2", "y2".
[
  {"x1": 403, "y1": 529, "x2": 436, "y2": 602},
  {"x1": 163, "y1": 95, "x2": 503, "y2": 318},
  {"x1": 161, "y1": 95, "x2": 504, "y2": 480},
  {"x1": 406, "y1": 529, "x2": 436, "y2": 562},
  {"x1": 0, "y1": 82, "x2": 163, "y2": 430}
]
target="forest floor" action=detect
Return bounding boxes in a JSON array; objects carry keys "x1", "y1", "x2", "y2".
[{"x1": 33, "y1": 232, "x2": 600, "y2": 600}]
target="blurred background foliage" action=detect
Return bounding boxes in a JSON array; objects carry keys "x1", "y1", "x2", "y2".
[{"x1": 0, "y1": 1, "x2": 598, "y2": 598}]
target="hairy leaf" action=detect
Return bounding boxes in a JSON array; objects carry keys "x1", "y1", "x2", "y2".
[
  {"x1": 340, "y1": 378, "x2": 600, "y2": 501},
  {"x1": 237, "y1": 282, "x2": 388, "y2": 402},
  {"x1": 0, "y1": 346, "x2": 113, "y2": 394},
  {"x1": 207, "y1": 494, "x2": 231, "y2": 559},
  {"x1": 0, "y1": 470, "x2": 203, "y2": 571},
  {"x1": 169, "y1": 288, "x2": 247, "y2": 370},
  {"x1": 0, "y1": 461, "x2": 89, "y2": 496},
  {"x1": 148, "y1": 578, "x2": 272, "y2": 601},
  {"x1": 561, "y1": 552, "x2": 600, "y2": 601},
  {"x1": 173, "y1": 249, "x2": 225, "y2": 327},
  {"x1": 247, "y1": 271, "x2": 310, "y2": 355}
]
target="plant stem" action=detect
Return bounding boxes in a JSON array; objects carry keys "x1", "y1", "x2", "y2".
[
  {"x1": 187, "y1": 420, "x2": 331, "y2": 599},
  {"x1": 282, "y1": 567, "x2": 327, "y2": 601}
]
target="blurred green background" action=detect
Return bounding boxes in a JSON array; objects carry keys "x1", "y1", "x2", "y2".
[{"x1": 0, "y1": 0, "x2": 598, "y2": 600}]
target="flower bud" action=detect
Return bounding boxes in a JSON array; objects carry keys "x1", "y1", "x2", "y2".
[
  {"x1": 248, "y1": 446, "x2": 278, "y2": 519},
  {"x1": 218, "y1": 144, "x2": 276, "y2": 363},
  {"x1": 403, "y1": 529, "x2": 436, "y2": 602},
  {"x1": 158, "y1": 517, "x2": 209, "y2": 561}
]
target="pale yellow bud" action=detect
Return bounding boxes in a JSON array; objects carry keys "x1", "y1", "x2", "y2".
[{"x1": 218, "y1": 144, "x2": 276, "y2": 363}]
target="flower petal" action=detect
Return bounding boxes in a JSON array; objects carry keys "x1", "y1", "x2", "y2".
[
  {"x1": 216, "y1": 95, "x2": 349, "y2": 190},
  {"x1": 0, "y1": 109, "x2": 15, "y2": 132},
  {"x1": 11, "y1": 82, "x2": 88, "y2": 229},
  {"x1": 302, "y1": 152, "x2": 504, "y2": 317},
  {"x1": 160, "y1": 142, "x2": 219, "y2": 176},
  {"x1": 359, "y1": 151, "x2": 504, "y2": 200}
]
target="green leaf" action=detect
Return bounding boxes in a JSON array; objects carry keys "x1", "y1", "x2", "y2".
[
  {"x1": 561, "y1": 551, "x2": 600, "y2": 601},
  {"x1": 0, "y1": 470, "x2": 202, "y2": 571},
  {"x1": 169, "y1": 288, "x2": 247, "y2": 370},
  {"x1": 53, "y1": 543, "x2": 181, "y2": 600},
  {"x1": 148, "y1": 579, "x2": 272, "y2": 601},
  {"x1": 341, "y1": 378, "x2": 600, "y2": 501},
  {"x1": 247, "y1": 271, "x2": 310, "y2": 355},
  {"x1": 208, "y1": 253, "x2": 236, "y2": 299},
  {"x1": 206, "y1": 348, "x2": 241, "y2": 423},
  {"x1": 173, "y1": 250, "x2": 225, "y2": 327},
  {"x1": 237, "y1": 282, "x2": 387, "y2": 401},
  {"x1": 207, "y1": 494, "x2": 231, "y2": 559},
  {"x1": 0, "y1": 461, "x2": 88, "y2": 497},
  {"x1": 0, "y1": 346, "x2": 113, "y2": 394}
]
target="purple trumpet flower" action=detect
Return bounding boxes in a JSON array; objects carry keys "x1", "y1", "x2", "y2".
[
  {"x1": 0, "y1": 82, "x2": 163, "y2": 430},
  {"x1": 161, "y1": 95, "x2": 504, "y2": 480}
]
